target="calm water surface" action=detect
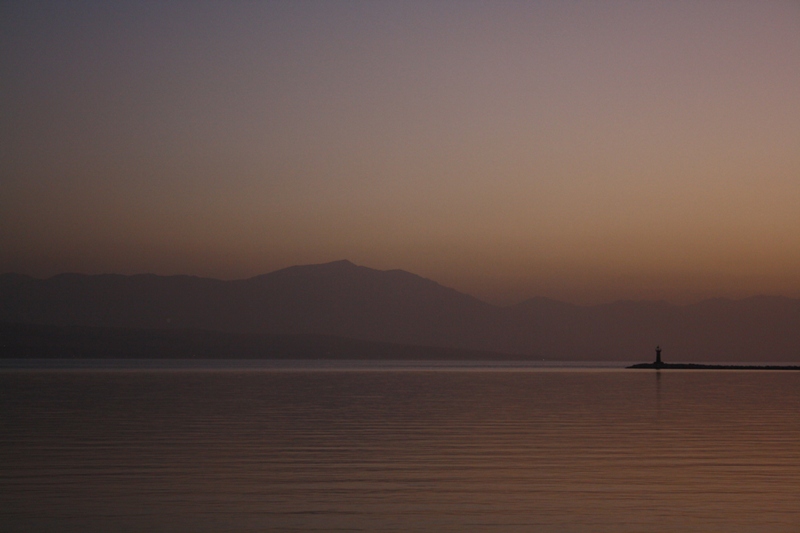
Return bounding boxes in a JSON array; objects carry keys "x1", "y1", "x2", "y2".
[{"x1": 2, "y1": 367, "x2": 800, "y2": 532}]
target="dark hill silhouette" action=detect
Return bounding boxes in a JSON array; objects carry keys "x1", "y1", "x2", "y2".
[
  {"x1": 0, "y1": 322, "x2": 525, "y2": 361},
  {"x1": 2, "y1": 261, "x2": 800, "y2": 361},
  {"x1": 0, "y1": 261, "x2": 500, "y2": 352}
]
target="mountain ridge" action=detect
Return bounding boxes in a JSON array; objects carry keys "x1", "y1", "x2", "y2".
[{"x1": 2, "y1": 261, "x2": 799, "y2": 361}]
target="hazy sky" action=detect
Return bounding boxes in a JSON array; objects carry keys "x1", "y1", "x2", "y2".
[{"x1": 2, "y1": 0, "x2": 799, "y2": 304}]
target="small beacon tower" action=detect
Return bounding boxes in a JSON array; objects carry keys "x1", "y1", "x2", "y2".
[{"x1": 654, "y1": 346, "x2": 663, "y2": 368}]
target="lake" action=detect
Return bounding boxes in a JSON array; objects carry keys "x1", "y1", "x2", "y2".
[{"x1": 2, "y1": 364, "x2": 800, "y2": 532}]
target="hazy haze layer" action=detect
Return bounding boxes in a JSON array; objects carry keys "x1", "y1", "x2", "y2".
[{"x1": 2, "y1": 1, "x2": 799, "y2": 304}]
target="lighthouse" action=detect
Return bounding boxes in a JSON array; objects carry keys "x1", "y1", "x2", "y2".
[{"x1": 655, "y1": 346, "x2": 663, "y2": 367}]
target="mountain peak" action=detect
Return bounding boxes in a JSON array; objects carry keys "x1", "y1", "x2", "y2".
[{"x1": 3, "y1": 265, "x2": 800, "y2": 362}]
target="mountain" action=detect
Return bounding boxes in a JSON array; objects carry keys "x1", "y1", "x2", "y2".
[
  {"x1": 2, "y1": 261, "x2": 800, "y2": 362},
  {"x1": 504, "y1": 296, "x2": 800, "y2": 361},
  {"x1": 0, "y1": 261, "x2": 501, "y2": 352}
]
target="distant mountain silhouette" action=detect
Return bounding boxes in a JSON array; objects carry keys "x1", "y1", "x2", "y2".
[{"x1": 2, "y1": 260, "x2": 800, "y2": 361}]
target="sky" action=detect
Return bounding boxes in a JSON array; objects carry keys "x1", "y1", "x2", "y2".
[{"x1": 2, "y1": 0, "x2": 800, "y2": 305}]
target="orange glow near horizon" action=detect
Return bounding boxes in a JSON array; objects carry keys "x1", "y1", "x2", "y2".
[{"x1": 2, "y1": 1, "x2": 800, "y2": 305}]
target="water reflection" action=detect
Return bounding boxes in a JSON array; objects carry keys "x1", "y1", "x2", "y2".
[
  {"x1": 2, "y1": 369, "x2": 800, "y2": 532},
  {"x1": 655, "y1": 368, "x2": 661, "y2": 416}
]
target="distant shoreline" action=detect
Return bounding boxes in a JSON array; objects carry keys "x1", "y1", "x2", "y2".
[
  {"x1": 0, "y1": 321, "x2": 530, "y2": 362},
  {"x1": 628, "y1": 362, "x2": 800, "y2": 370}
]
